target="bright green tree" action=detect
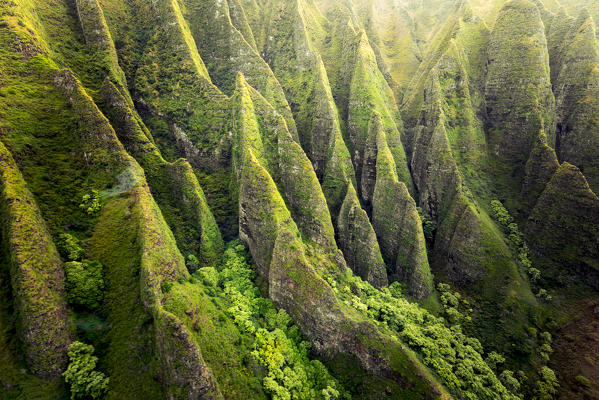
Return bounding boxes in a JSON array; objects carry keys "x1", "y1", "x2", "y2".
[
  {"x1": 63, "y1": 341, "x2": 109, "y2": 399},
  {"x1": 64, "y1": 260, "x2": 104, "y2": 309}
]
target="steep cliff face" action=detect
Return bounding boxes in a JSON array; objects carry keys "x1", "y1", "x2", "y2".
[
  {"x1": 485, "y1": 0, "x2": 555, "y2": 170},
  {"x1": 55, "y1": 69, "x2": 222, "y2": 399},
  {"x1": 367, "y1": 113, "x2": 433, "y2": 299},
  {"x1": 2, "y1": 0, "x2": 599, "y2": 398},
  {"x1": 179, "y1": 0, "x2": 298, "y2": 137},
  {"x1": 551, "y1": 10, "x2": 599, "y2": 193},
  {"x1": 0, "y1": 141, "x2": 71, "y2": 379},
  {"x1": 337, "y1": 183, "x2": 388, "y2": 288},
  {"x1": 520, "y1": 131, "x2": 560, "y2": 211},
  {"x1": 346, "y1": 31, "x2": 413, "y2": 193},
  {"x1": 526, "y1": 163, "x2": 599, "y2": 288}
]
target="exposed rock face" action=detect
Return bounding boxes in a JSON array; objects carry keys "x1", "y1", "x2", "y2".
[
  {"x1": 547, "y1": 7, "x2": 575, "y2": 87},
  {"x1": 368, "y1": 113, "x2": 433, "y2": 299},
  {"x1": 0, "y1": 141, "x2": 71, "y2": 379},
  {"x1": 179, "y1": 0, "x2": 298, "y2": 138},
  {"x1": 347, "y1": 31, "x2": 413, "y2": 192},
  {"x1": 485, "y1": 0, "x2": 556, "y2": 166},
  {"x1": 238, "y1": 145, "x2": 450, "y2": 399},
  {"x1": 56, "y1": 70, "x2": 222, "y2": 399},
  {"x1": 99, "y1": 79, "x2": 224, "y2": 266},
  {"x1": 248, "y1": 0, "x2": 357, "y2": 210},
  {"x1": 232, "y1": 74, "x2": 338, "y2": 254},
  {"x1": 552, "y1": 10, "x2": 599, "y2": 193},
  {"x1": 526, "y1": 163, "x2": 599, "y2": 288},
  {"x1": 337, "y1": 183, "x2": 388, "y2": 288},
  {"x1": 521, "y1": 131, "x2": 560, "y2": 211},
  {"x1": 410, "y1": 74, "x2": 463, "y2": 222},
  {"x1": 133, "y1": 0, "x2": 231, "y2": 170},
  {"x1": 239, "y1": 149, "x2": 295, "y2": 279},
  {"x1": 5, "y1": 0, "x2": 599, "y2": 396},
  {"x1": 407, "y1": 55, "x2": 537, "y2": 348},
  {"x1": 360, "y1": 113, "x2": 379, "y2": 207}
]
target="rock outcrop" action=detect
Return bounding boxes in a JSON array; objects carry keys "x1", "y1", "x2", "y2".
[
  {"x1": 0, "y1": 141, "x2": 71, "y2": 379},
  {"x1": 337, "y1": 183, "x2": 388, "y2": 288},
  {"x1": 368, "y1": 113, "x2": 433, "y2": 299},
  {"x1": 552, "y1": 10, "x2": 599, "y2": 193},
  {"x1": 520, "y1": 131, "x2": 560, "y2": 211},
  {"x1": 526, "y1": 163, "x2": 599, "y2": 288},
  {"x1": 485, "y1": 0, "x2": 555, "y2": 167}
]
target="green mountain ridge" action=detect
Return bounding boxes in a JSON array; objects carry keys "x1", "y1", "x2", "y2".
[{"x1": 1, "y1": 0, "x2": 598, "y2": 399}]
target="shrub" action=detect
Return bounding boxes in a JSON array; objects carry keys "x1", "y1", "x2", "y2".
[
  {"x1": 197, "y1": 267, "x2": 218, "y2": 287},
  {"x1": 334, "y1": 277, "x2": 518, "y2": 399},
  {"x1": 58, "y1": 233, "x2": 85, "y2": 261},
  {"x1": 206, "y1": 242, "x2": 346, "y2": 399},
  {"x1": 79, "y1": 190, "x2": 101, "y2": 215},
  {"x1": 388, "y1": 281, "x2": 404, "y2": 299},
  {"x1": 486, "y1": 351, "x2": 506, "y2": 371},
  {"x1": 500, "y1": 370, "x2": 521, "y2": 394},
  {"x1": 534, "y1": 366, "x2": 559, "y2": 400},
  {"x1": 539, "y1": 331, "x2": 552, "y2": 344},
  {"x1": 536, "y1": 289, "x2": 552, "y2": 301},
  {"x1": 491, "y1": 200, "x2": 513, "y2": 227},
  {"x1": 575, "y1": 375, "x2": 590, "y2": 387},
  {"x1": 64, "y1": 260, "x2": 104, "y2": 310},
  {"x1": 490, "y1": 201, "x2": 546, "y2": 288},
  {"x1": 528, "y1": 268, "x2": 541, "y2": 282},
  {"x1": 438, "y1": 282, "x2": 471, "y2": 326},
  {"x1": 186, "y1": 254, "x2": 201, "y2": 273},
  {"x1": 417, "y1": 207, "x2": 436, "y2": 241},
  {"x1": 63, "y1": 341, "x2": 109, "y2": 399}
]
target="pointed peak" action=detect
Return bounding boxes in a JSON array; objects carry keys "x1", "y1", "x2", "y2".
[
  {"x1": 367, "y1": 111, "x2": 386, "y2": 147},
  {"x1": 459, "y1": 0, "x2": 474, "y2": 21},
  {"x1": 557, "y1": 161, "x2": 584, "y2": 176},
  {"x1": 235, "y1": 71, "x2": 249, "y2": 90},
  {"x1": 501, "y1": 0, "x2": 539, "y2": 14},
  {"x1": 576, "y1": 7, "x2": 592, "y2": 24},
  {"x1": 557, "y1": 6, "x2": 568, "y2": 18},
  {"x1": 540, "y1": 162, "x2": 599, "y2": 202},
  {"x1": 572, "y1": 8, "x2": 596, "y2": 36},
  {"x1": 345, "y1": 181, "x2": 357, "y2": 199},
  {"x1": 554, "y1": 162, "x2": 595, "y2": 191}
]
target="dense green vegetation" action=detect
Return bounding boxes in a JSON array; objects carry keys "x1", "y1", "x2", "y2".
[
  {"x1": 490, "y1": 200, "x2": 546, "y2": 299},
  {"x1": 1, "y1": 0, "x2": 599, "y2": 398},
  {"x1": 164, "y1": 242, "x2": 347, "y2": 400},
  {"x1": 331, "y1": 276, "x2": 518, "y2": 399},
  {"x1": 63, "y1": 342, "x2": 109, "y2": 400}
]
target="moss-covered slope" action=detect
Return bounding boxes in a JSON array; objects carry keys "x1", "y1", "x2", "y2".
[
  {"x1": 526, "y1": 163, "x2": 599, "y2": 288},
  {"x1": 3, "y1": 0, "x2": 599, "y2": 398},
  {"x1": 485, "y1": 0, "x2": 556, "y2": 172},
  {"x1": 551, "y1": 10, "x2": 599, "y2": 193},
  {"x1": 367, "y1": 113, "x2": 433, "y2": 299},
  {"x1": 0, "y1": 140, "x2": 71, "y2": 380}
]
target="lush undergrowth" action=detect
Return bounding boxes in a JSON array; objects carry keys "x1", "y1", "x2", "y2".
[
  {"x1": 330, "y1": 275, "x2": 520, "y2": 400},
  {"x1": 163, "y1": 242, "x2": 347, "y2": 400}
]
